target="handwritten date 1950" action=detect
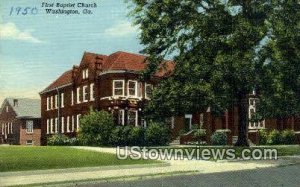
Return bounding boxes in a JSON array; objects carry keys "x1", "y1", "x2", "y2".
[{"x1": 10, "y1": 7, "x2": 38, "y2": 16}]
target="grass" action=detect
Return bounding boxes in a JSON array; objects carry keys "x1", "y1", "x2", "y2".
[
  {"x1": 149, "y1": 145, "x2": 300, "y2": 160},
  {"x1": 0, "y1": 146, "x2": 158, "y2": 172}
]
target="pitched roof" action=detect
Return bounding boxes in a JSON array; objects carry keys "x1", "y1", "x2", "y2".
[
  {"x1": 103, "y1": 51, "x2": 147, "y2": 71},
  {"x1": 41, "y1": 51, "x2": 174, "y2": 93},
  {"x1": 80, "y1": 52, "x2": 108, "y2": 68},
  {"x1": 42, "y1": 69, "x2": 73, "y2": 93},
  {"x1": 3, "y1": 98, "x2": 41, "y2": 118}
]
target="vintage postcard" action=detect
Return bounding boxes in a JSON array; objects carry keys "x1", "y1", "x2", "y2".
[{"x1": 0, "y1": 0, "x2": 299, "y2": 186}]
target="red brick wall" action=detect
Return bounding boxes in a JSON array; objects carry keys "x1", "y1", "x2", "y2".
[
  {"x1": 40, "y1": 67, "x2": 157, "y2": 145},
  {"x1": 0, "y1": 100, "x2": 20, "y2": 144},
  {"x1": 19, "y1": 118, "x2": 41, "y2": 145}
]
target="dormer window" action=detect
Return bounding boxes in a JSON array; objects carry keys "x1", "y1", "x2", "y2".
[
  {"x1": 6, "y1": 106, "x2": 8, "y2": 112},
  {"x1": 128, "y1": 80, "x2": 138, "y2": 97},
  {"x1": 113, "y1": 80, "x2": 125, "y2": 97},
  {"x1": 82, "y1": 69, "x2": 89, "y2": 79}
]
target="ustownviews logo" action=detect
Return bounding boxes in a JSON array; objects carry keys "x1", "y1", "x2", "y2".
[{"x1": 116, "y1": 146, "x2": 278, "y2": 161}]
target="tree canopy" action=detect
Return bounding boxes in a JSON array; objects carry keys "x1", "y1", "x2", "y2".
[
  {"x1": 257, "y1": 0, "x2": 300, "y2": 120},
  {"x1": 129, "y1": 0, "x2": 300, "y2": 146}
]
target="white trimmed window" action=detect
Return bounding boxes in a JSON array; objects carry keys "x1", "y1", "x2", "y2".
[
  {"x1": 26, "y1": 140, "x2": 33, "y2": 145},
  {"x1": 71, "y1": 91, "x2": 74, "y2": 105},
  {"x1": 47, "y1": 119, "x2": 50, "y2": 134},
  {"x1": 82, "y1": 69, "x2": 89, "y2": 79},
  {"x1": 46, "y1": 97, "x2": 50, "y2": 110},
  {"x1": 26, "y1": 120, "x2": 33, "y2": 133},
  {"x1": 90, "y1": 83, "x2": 95, "y2": 101},
  {"x1": 7, "y1": 123, "x2": 10, "y2": 134},
  {"x1": 61, "y1": 93, "x2": 64, "y2": 108},
  {"x1": 127, "y1": 110, "x2": 138, "y2": 126},
  {"x1": 128, "y1": 80, "x2": 138, "y2": 97},
  {"x1": 1, "y1": 124, "x2": 4, "y2": 135},
  {"x1": 118, "y1": 110, "x2": 125, "y2": 125},
  {"x1": 76, "y1": 114, "x2": 81, "y2": 131},
  {"x1": 50, "y1": 118, "x2": 54, "y2": 133},
  {"x1": 113, "y1": 80, "x2": 125, "y2": 96},
  {"x1": 77, "y1": 87, "x2": 81, "y2": 103},
  {"x1": 145, "y1": 84, "x2": 153, "y2": 99},
  {"x1": 50, "y1": 96, "x2": 54, "y2": 109},
  {"x1": 6, "y1": 106, "x2": 8, "y2": 112},
  {"x1": 55, "y1": 94, "x2": 58, "y2": 109},
  {"x1": 61, "y1": 117, "x2": 64, "y2": 133},
  {"x1": 185, "y1": 114, "x2": 192, "y2": 130},
  {"x1": 67, "y1": 116, "x2": 70, "y2": 132},
  {"x1": 10, "y1": 123, "x2": 13, "y2": 134},
  {"x1": 55, "y1": 118, "x2": 58, "y2": 133},
  {"x1": 72, "y1": 115, "x2": 75, "y2": 132},
  {"x1": 83, "y1": 85, "x2": 88, "y2": 102}
]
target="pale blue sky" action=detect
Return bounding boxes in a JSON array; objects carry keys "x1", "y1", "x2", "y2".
[{"x1": 0, "y1": 0, "x2": 141, "y2": 104}]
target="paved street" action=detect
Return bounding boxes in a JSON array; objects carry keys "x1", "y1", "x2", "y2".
[{"x1": 82, "y1": 164, "x2": 300, "y2": 187}]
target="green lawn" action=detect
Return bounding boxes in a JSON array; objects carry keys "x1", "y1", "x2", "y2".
[
  {"x1": 0, "y1": 146, "x2": 158, "y2": 172},
  {"x1": 150, "y1": 145, "x2": 300, "y2": 160}
]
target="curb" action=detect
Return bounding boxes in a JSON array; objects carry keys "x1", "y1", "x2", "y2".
[
  {"x1": 0, "y1": 162, "x2": 170, "y2": 177},
  {"x1": 279, "y1": 156, "x2": 300, "y2": 163}
]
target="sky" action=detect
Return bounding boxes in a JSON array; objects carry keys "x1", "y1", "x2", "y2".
[{"x1": 0, "y1": 0, "x2": 142, "y2": 105}]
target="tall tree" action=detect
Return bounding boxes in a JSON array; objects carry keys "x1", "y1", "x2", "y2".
[
  {"x1": 257, "y1": 0, "x2": 300, "y2": 126},
  {"x1": 130, "y1": 0, "x2": 271, "y2": 146}
]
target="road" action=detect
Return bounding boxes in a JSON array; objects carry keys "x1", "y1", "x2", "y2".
[{"x1": 80, "y1": 164, "x2": 300, "y2": 187}]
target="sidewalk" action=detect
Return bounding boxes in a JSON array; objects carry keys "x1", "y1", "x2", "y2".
[{"x1": 1, "y1": 146, "x2": 298, "y2": 186}]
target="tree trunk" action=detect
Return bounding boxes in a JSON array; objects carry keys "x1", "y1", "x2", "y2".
[{"x1": 235, "y1": 96, "x2": 249, "y2": 147}]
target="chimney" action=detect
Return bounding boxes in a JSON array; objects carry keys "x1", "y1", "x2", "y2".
[
  {"x1": 95, "y1": 56, "x2": 104, "y2": 73},
  {"x1": 13, "y1": 99, "x2": 18, "y2": 107},
  {"x1": 72, "y1": 65, "x2": 79, "y2": 79}
]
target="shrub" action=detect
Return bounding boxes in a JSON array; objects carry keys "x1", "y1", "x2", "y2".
[
  {"x1": 129, "y1": 127, "x2": 145, "y2": 146},
  {"x1": 191, "y1": 124, "x2": 199, "y2": 130},
  {"x1": 211, "y1": 131, "x2": 227, "y2": 145},
  {"x1": 69, "y1": 137, "x2": 80, "y2": 145},
  {"x1": 258, "y1": 129, "x2": 268, "y2": 145},
  {"x1": 193, "y1": 128, "x2": 206, "y2": 144},
  {"x1": 145, "y1": 122, "x2": 171, "y2": 146},
  {"x1": 78, "y1": 110, "x2": 114, "y2": 146},
  {"x1": 47, "y1": 134, "x2": 77, "y2": 146},
  {"x1": 281, "y1": 130, "x2": 296, "y2": 145},
  {"x1": 109, "y1": 126, "x2": 145, "y2": 146},
  {"x1": 267, "y1": 129, "x2": 282, "y2": 145},
  {"x1": 109, "y1": 126, "x2": 127, "y2": 146}
]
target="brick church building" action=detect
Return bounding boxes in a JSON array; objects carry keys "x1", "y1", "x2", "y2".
[
  {"x1": 40, "y1": 51, "x2": 300, "y2": 145},
  {"x1": 39, "y1": 51, "x2": 173, "y2": 145}
]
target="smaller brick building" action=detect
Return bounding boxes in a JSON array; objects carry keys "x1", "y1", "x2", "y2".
[{"x1": 0, "y1": 98, "x2": 41, "y2": 145}]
